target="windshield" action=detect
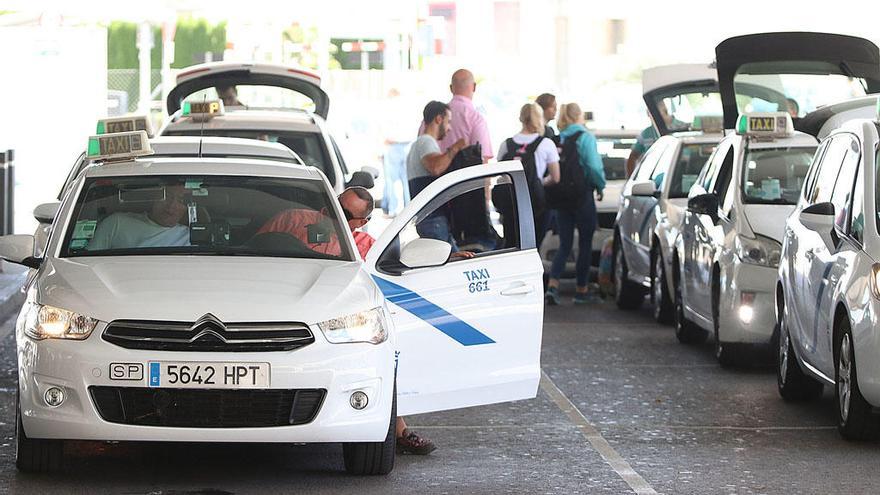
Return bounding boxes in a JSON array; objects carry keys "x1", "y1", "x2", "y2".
[
  {"x1": 668, "y1": 143, "x2": 717, "y2": 198},
  {"x1": 648, "y1": 91, "x2": 723, "y2": 133},
  {"x1": 184, "y1": 85, "x2": 317, "y2": 112},
  {"x1": 163, "y1": 129, "x2": 334, "y2": 185},
  {"x1": 734, "y1": 62, "x2": 867, "y2": 118},
  {"x1": 742, "y1": 146, "x2": 816, "y2": 204},
  {"x1": 62, "y1": 175, "x2": 353, "y2": 261},
  {"x1": 596, "y1": 135, "x2": 636, "y2": 180}
]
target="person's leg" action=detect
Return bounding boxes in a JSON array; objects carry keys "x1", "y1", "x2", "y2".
[
  {"x1": 546, "y1": 209, "x2": 575, "y2": 305},
  {"x1": 534, "y1": 209, "x2": 548, "y2": 249},
  {"x1": 574, "y1": 195, "x2": 598, "y2": 299},
  {"x1": 396, "y1": 416, "x2": 437, "y2": 455}
]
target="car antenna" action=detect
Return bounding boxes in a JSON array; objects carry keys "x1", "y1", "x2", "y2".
[{"x1": 198, "y1": 94, "x2": 207, "y2": 158}]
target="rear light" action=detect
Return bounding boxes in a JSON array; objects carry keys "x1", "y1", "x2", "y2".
[
  {"x1": 177, "y1": 67, "x2": 211, "y2": 80},
  {"x1": 287, "y1": 68, "x2": 321, "y2": 82}
]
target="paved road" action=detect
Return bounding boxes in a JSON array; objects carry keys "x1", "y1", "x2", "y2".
[{"x1": 1, "y1": 293, "x2": 879, "y2": 494}]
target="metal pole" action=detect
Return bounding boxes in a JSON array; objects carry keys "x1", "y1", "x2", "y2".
[
  {"x1": 0, "y1": 151, "x2": 7, "y2": 236},
  {"x1": 6, "y1": 149, "x2": 14, "y2": 235}
]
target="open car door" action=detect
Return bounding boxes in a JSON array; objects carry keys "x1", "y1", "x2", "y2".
[
  {"x1": 715, "y1": 32, "x2": 880, "y2": 130},
  {"x1": 167, "y1": 62, "x2": 330, "y2": 119},
  {"x1": 365, "y1": 162, "x2": 543, "y2": 416}
]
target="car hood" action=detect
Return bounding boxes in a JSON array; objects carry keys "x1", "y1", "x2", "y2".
[
  {"x1": 35, "y1": 256, "x2": 378, "y2": 325},
  {"x1": 743, "y1": 204, "x2": 796, "y2": 243}
]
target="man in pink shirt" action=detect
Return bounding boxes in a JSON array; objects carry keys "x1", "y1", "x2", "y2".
[{"x1": 420, "y1": 69, "x2": 494, "y2": 163}]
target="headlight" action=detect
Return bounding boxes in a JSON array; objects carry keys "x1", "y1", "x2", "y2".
[
  {"x1": 21, "y1": 302, "x2": 97, "y2": 340},
  {"x1": 318, "y1": 308, "x2": 387, "y2": 344},
  {"x1": 734, "y1": 234, "x2": 781, "y2": 267}
]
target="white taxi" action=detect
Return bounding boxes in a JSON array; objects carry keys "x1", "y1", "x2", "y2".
[{"x1": 6, "y1": 132, "x2": 543, "y2": 473}]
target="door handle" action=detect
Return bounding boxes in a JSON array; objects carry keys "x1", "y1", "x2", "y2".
[
  {"x1": 804, "y1": 249, "x2": 815, "y2": 261},
  {"x1": 500, "y1": 284, "x2": 534, "y2": 296}
]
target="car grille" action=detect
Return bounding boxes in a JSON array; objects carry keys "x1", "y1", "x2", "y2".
[
  {"x1": 102, "y1": 316, "x2": 314, "y2": 352},
  {"x1": 89, "y1": 387, "x2": 325, "y2": 428},
  {"x1": 597, "y1": 212, "x2": 616, "y2": 229}
]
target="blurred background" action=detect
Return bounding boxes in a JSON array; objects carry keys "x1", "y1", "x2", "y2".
[{"x1": 0, "y1": 0, "x2": 878, "y2": 233}]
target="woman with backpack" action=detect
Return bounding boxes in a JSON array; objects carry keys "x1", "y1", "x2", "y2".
[
  {"x1": 544, "y1": 102, "x2": 606, "y2": 305},
  {"x1": 497, "y1": 102, "x2": 560, "y2": 248}
]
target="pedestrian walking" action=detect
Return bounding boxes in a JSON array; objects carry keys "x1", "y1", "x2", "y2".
[
  {"x1": 497, "y1": 102, "x2": 560, "y2": 248},
  {"x1": 544, "y1": 102, "x2": 606, "y2": 305},
  {"x1": 535, "y1": 93, "x2": 559, "y2": 143},
  {"x1": 381, "y1": 88, "x2": 412, "y2": 217}
]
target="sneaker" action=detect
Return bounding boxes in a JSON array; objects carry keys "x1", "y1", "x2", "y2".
[
  {"x1": 573, "y1": 292, "x2": 601, "y2": 305},
  {"x1": 545, "y1": 287, "x2": 561, "y2": 306},
  {"x1": 396, "y1": 429, "x2": 437, "y2": 455}
]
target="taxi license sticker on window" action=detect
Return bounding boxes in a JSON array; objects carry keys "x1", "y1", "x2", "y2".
[
  {"x1": 72, "y1": 220, "x2": 97, "y2": 240},
  {"x1": 185, "y1": 180, "x2": 209, "y2": 196},
  {"x1": 464, "y1": 268, "x2": 491, "y2": 293}
]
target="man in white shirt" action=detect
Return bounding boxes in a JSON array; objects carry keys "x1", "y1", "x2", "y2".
[{"x1": 88, "y1": 184, "x2": 190, "y2": 251}]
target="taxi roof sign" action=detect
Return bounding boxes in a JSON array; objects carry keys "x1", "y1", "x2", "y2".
[
  {"x1": 96, "y1": 115, "x2": 153, "y2": 138},
  {"x1": 86, "y1": 131, "x2": 153, "y2": 162},
  {"x1": 181, "y1": 100, "x2": 225, "y2": 120},
  {"x1": 736, "y1": 112, "x2": 794, "y2": 138}
]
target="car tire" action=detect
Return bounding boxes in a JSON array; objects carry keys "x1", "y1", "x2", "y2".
[
  {"x1": 343, "y1": 383, "x2": 396, "y2": 475},
  {"x1": 835, "y1": 321, "x2": 880, "y2": 441},
  {"x1": 652, "y1": 250, "x2": 674, "y2": 324},
  {"x1": 776, "y1": 307, "x2": 823, "y2": 401},
  {"x1": 712, "y1": 283, "x2": 739, "y2": 368},
  {"x1": 673, "y1": 265, "x2": 707, "y2": 344},
  {"x1": 16, "y1": 389, "x2": 63, "y2": 473},
  {"x1": 613, "y1": 239, "x2": 643, "y2": 310}
]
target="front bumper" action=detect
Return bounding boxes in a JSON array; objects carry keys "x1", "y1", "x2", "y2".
[
  {"x1": 717, "y1": 261, "x2": 778, "y2": 344},
  {"x1": 17, "y1": 322, "x2": 394, "y2": 443}
]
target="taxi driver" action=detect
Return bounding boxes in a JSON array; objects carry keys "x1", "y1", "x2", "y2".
[{"x1": 87, "y1": 184, "x2": 191, "y2": 251}]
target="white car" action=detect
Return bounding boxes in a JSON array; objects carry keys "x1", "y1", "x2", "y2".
[
  {"x1": 613, "y1": 131, "x2": 719, "y2": 321},
  {"x1": 675, "y1": 31, "x2": 876, "y2": 367},
  {"x1": 675, "y1": 113, "x2": 816, "y2": 365},
  {"x1": 6, "y1": 131, "x2": 543, "y2": 474},
  {"x1": 159, "y1": 62, "x2": 377, "y2": 193}
]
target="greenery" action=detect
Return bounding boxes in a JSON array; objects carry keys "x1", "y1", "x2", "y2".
[{"x1": 107, "y1": 18, "x2": 226, "y2": 69}]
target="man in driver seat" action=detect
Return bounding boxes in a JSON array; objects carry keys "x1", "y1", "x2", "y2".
[{"x1": 87, "y1": 184, "x2": 191, "y2": 251}]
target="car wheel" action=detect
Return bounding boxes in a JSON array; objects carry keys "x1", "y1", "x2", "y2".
[
  {"x1": 673, "y1": 264, "x2": 707, "y2": 344},
  {"x1": 652, "y1": 250, "x2": 674, "y2": 324},
  {"x1": 776, "y1": 306, "x2": 823, "y2": 401},
  {"x1": 713, "y1": 283, "x2": 738, "y2": 368},
  {"x1": 613, "y1": 239, "x2": 643, "y2": 310},
  {"x1": 343, "y1": 383, "x2": 396, "y2": 475},
  {"x1": 835, "y1": 322, "x2": 880, "y2": 440},
  {"x1": 16, "y1": 388, "x2": 63, "y2": 473}
]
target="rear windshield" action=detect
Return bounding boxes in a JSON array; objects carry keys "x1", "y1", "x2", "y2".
[
  {"x1": 667, "y1": 143, "x2": 717, "y2": 198},
  {"x1": 647, "y1": 91, "x2": 723, "y2": 133},
  {"x1": 61, "y1": 175, "x2": 353, "y2": 261},
  {"x1": 185, "y1": 85, "x2": 317, "y2": 112},
  {"x1": 164, "y1": 129, "x2": 334, "y2": 185},
  {"x1": 742, "y1": 146, "x2": 816, "y2": 204},
  {"x1": 596, "y1": 135, "x2": 636, "y2": 180}
]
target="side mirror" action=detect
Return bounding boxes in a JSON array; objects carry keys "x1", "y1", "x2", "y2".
[
  {"x1": 687, "y1": 193, "x2": 719, "y2": 223},
  {"x1": 33, "y1": 202, "x2": 60, "y2": 224},
  {"x1": 0, "y1": 234, "x2": 39, "y2": 269},
  {"x1": 360, "y1": 165, "x2": 380, "y2": 179},
  {"x1": 347, "y1": 170, "x2": 375, "y2": 189},
  {"x1": 631, "y1": 180, "x2": 658, "y2": 197},
  {"x1": 399, "y1": 238, "x2": 452, "y2": 269},
  {"x1": 800, "y1": 202, "x2": 835, "y2": 233}
]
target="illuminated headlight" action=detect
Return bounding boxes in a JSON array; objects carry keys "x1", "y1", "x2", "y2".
[
  {"x1": 738, "y1": 292, "x2": 756, "y2": 324},
  {"x1": 734, "y1": 234, "x2": 781, "y2": 267},
  {"x1": 318, "y1": 308, "x2": 387, "y2": 344},
  {"x1": 21, "y1": 302, "x2": 97, "y2": 340}
]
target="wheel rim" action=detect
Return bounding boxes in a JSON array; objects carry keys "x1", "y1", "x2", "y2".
[
  {"x1": 839, "y1": 333, "x2": 853, "y2": 422},
  {"x1": 779, "y1": 323, "x2": 789, "y2": 386},
  {"x1": 652, "y1": 255, "x2": 663, "y2": 316},
  {"x1": 614, "y1": 247, "x2": 624, "y2": 300}
]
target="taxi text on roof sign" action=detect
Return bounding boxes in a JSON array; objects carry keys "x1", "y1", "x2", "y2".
[
  {"x1": 86, "y1": 131, "x2": 153, "y2": 161},
  {"x1": 96, "y1": 116, "x2": 153, "y2": 138},
  {"x1": 182, "y1": 100, "x2": 225, "y2": 119},
  {"x1": 736, "y1": 112, "x2": 793, "y2": 138}
]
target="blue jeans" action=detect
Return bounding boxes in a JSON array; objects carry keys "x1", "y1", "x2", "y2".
[
  {"x1": 381, "y1": 142, "x2": 410, "y2": 215},
  {"x1": 416, "y1": 215, "x2": 459, "y2": 252},
  {"x1": 549, "y1": 194, "x2": 597, "y2": 287}
]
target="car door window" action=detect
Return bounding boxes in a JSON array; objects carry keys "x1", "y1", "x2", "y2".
[
  {"x1": 633, "y1": 142, "x2": 666, "y2": 183},
  {"x1": 377, "y1": 174, "x2": 518, "y2": 273},
  {"x1": 808, "y1": 135, "x2": 849, "y2": 205},
  {"x1": 330, "y1": 136, "x2": 350, "y2": 175},
  {"x1": 651, "y1": 142, "x2": 678, "y2": 191},
  {"x1": 850, "y1": 160, "x2": 865, "y2": 244},
  {"x1": 701, "y1": 142, "x2": 730, "y2": 192},
  {"x1": 829, "y1": 136, "x2": 860, "y2": 234},
  {"x1": 802, "y1": 140, "x2": 828, "y2": 203}
]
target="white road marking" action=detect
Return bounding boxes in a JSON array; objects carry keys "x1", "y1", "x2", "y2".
[{"x1": 541, "y1": 370, "x2": 658, "y2": 495}]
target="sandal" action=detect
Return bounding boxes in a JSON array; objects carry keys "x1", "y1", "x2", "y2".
[{"x1": 396, "y1": 428, "x2": 437, "y2": 455}]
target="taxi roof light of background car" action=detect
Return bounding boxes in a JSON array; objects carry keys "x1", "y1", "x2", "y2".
[
  {"x1": 181, "y1": 99, "x2": 225, "y2": 121},
  {"x1": 86, "y1": 131, "x2": 154, "y2": 162},
  {"x1": 96, "y1": 115, "x2": 154, "y2": 138},
  {"x1": 735, "y1": 112, "x2": 794, "y2": 139}
]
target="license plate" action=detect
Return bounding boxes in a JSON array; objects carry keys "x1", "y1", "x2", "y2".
[{"x1": 147, "y1": 362, "x2": 270, "y2": 389}]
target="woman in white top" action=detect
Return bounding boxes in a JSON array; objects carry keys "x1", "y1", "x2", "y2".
[{"x1": 497, "y1": 102, "x2": 560, "y2": 248}]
